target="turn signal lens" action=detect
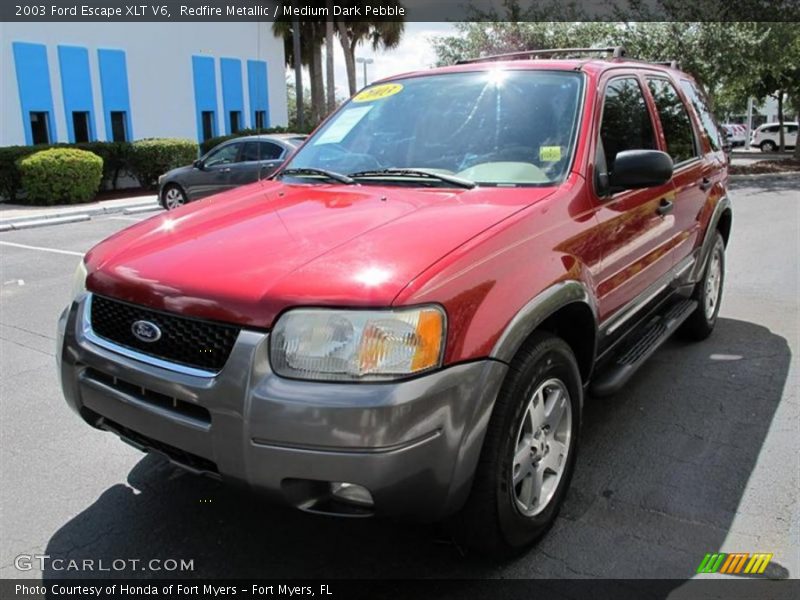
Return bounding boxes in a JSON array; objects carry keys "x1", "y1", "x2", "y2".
[
  {"x1": 70, "y1": 259, "x2": 88, "y2": 301},
  {"x1": 270, "y1": 306, "x2": 446, "y2": 381}
]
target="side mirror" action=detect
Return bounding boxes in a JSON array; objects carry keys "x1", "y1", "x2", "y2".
[
  {"x1": 607, "y1": 150, "x2": 673, "y2": 192},
  {"x1": 193, "y1": 159, "x2": 204, "y2": 170}
]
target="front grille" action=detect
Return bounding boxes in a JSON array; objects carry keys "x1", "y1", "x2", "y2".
[
  {"x1": 85, "y1": 368, "x2": 211, "y2": 426},
  {"x1": 97, "y1": 414, "x2": 219, "y2": 476},
  {"x1": 90, "y1": 295, "x2": 240, "y2": 371}
]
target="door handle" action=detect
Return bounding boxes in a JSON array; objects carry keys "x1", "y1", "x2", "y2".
[
  {"x1": 656, "y1": 198, "x2": 673, "y2": 216},
  {"x1": 221, "y1": 168, "x2": 232, "y2": 173},
  {"x1": 699, "y1": 177, "x2": 712, "y2": 191}
]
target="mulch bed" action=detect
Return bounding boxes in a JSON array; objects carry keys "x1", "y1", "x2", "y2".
[
  {"x1": 729, "y1": 158, "x2": 800, "y2": 175},
  {"x1": 94, "y1": 187, "x2": 153, "y2": 201}
]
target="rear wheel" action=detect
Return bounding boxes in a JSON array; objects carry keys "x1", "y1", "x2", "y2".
[
  {"x1": 162, "y1": 184, "x2": 187, "y2": 210},
  {"x1": 450, "y1": 332, "x2": 581, "y2": 556},
  {"x1": 679, "y1": 232, "x2": 725, "y2": 341}
]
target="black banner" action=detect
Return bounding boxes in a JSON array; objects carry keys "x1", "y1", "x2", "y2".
[
  {"x1": 3, "y1": 0, "x2": 800, "y2": 22},
  {"x1": 3, "y1": 579, "x2": 800, "y2": 600}
]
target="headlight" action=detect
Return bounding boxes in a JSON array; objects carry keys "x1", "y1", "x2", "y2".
[
  {"x1": 70, "y1": 259, "x2": 88, "y2": 301},
  {"x1": 270, "y1": 306, "x2": 446, "y2": 381}
]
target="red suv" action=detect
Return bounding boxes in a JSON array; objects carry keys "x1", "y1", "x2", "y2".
[{"x1": 58, "y1": 47, "x2": 731, "y2": 555}]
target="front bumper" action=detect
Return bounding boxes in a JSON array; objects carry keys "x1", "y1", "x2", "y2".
[{"x1": 57, "y1": 295, "x2": 507, "y2": 520}]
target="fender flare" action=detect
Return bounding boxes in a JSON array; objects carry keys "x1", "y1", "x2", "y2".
[
  {"x1": 489, "y1": 280, "x2": 599, "y2": 366},
  {"x1": 691, "y1": 195, "x2": 732, "y2": 282}
]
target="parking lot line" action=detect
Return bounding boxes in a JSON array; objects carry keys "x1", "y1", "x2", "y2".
[{"x1": 0, "y1": 241, "x2": 84, "y2": 257}]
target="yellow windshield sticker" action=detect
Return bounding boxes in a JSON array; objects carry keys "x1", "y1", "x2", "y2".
[
  {"x1": 539, "y1": 146, "x2": 562, "y2": 162},
  {"x1": 353, "y1": 83, "x2": 404, "y2": 103}
]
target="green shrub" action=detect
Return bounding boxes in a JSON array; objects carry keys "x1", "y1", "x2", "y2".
[
  {"x1": 0, "y1": 145, "x2": 42, "y2": 202},
  {"x1": 0, "y1": 137, "x2": 207, "y2": 201},
  {"x1": 199, "y1": 126, "x2": 310, "y2": 155},
  {"x1": 17, "y1": 148, "x2": 103, "y2": 205},
  {"x1": 74, "y1": 141, "x2": 132, "y2": 190},
  {"x1": 129, "y1": 138, "x2": 198, "y2": 188}
]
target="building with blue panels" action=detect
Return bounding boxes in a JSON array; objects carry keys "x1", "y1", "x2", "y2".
[{"x1": 0, "y1": 22, "x2": 288, "y2": 146}]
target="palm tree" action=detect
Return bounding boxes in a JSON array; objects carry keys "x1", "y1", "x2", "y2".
[
  {"x1": 325, "y1": 1, "x2": 336, "y2": 112},
  {"x1": 272, "y1": 20, "x2": 326, "y2": 126},
  {"x1": 335, "y1": 4, "x2": 406, "y2": 95}
]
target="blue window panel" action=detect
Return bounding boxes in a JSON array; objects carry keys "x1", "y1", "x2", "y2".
[
  {"x1": 220, "y1": 58, "x2": 244, "y2": 134},
  {"x1": 12, "y1": 42, "x2": 58, "y2": 145},
  {"x1": 192, "y1": 55, "x2": 218, "y2": 141},
  {"x1": 247, "y1": 60, "x2": 269, "y2": 128},
  {"x1": 58, "y1": 46, "x2": 96, "y2": 142},
  {"x1": 97, "y1": 49, "x2": 133, "y2": 141}
]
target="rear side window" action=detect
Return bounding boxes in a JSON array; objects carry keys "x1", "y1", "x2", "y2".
[
  {"x1": 647, "y1": 78, "x2": 698, "y2": 164},
  {"x1": 259, "y1": 142, "x2": 284, "y2": 160},
  {"x1": 680, "y1": 79, "x2": 723, "y2": 152},
  {"x1": 600, "y1": 77, "x2": 657, "y2": 172}
]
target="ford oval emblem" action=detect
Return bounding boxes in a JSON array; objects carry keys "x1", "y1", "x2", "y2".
[{"x1": 131, "y1": 320, "x2": 162, "y2": 343}]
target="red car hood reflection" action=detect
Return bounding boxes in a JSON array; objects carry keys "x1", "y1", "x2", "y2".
[{"x1": 85, "y1": 181, "x2": 555, "y2": 328}]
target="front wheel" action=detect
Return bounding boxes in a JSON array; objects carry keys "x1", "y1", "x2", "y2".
[
  {"x1": 679, "y1": 231, "x2": 725, "y2": 341},
  {"x1": 162, "y1": 184, "x2": 187, "y2": 210},
  {"x1": 760, "y1": 140, "x2": 777, "y2": 152},
  {"x1": 449, "y1": 332, "x2": 581, "y2": 556}
]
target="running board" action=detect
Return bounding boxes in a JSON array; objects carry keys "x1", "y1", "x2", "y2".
[{"x1": 590, "y1": 299, "x2": 698, "y2": 397}]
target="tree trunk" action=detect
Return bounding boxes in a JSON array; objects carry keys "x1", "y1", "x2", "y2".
[
  {"x1": 337, "y1": 22, "x2": 357, "y2": 96},
  {"x1": 777, "y1": 90, "x2": 785, "y2": 153},
  {"x1": 292, "y1": 19, "x2": 304, "y2": 131},
  {"x1": 309, "y1": 37, "x2": 325, "y2": 125},
  {"x1": 325, "y1": 3, "x2": 335, "y2": 112}
]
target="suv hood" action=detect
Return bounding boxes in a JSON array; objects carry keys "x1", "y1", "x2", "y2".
[{"x1": 86, "y1": 181, "x2": 554, "y2": 328}]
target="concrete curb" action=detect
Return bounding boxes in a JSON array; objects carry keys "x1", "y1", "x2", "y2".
[
  {"x1": 123, "y1": 205, "x2": 163, "y2": 215},
  {"x1": 0, "y1": 197, "x2": 161, "y2": 229},
  {"x1": 728, "y1": 171, "x2": 800, "y2": 181},
  {"x1": 0, "y1": 214, "x2": 91, "y2": 232}
]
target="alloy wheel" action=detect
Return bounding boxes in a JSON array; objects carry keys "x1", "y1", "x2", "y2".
[
  {"x1": 704, "y1": 248, "x2": 722, "y2": 320},
  {"x1": 164, "y1": 187, "x2": 185, "y2": 210},
  {"x1": 511, "y1": 378, "x2": 572, "y2": 517}
]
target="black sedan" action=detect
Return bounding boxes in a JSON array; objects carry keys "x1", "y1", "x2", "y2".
[{"x1": 158, "y1": 134, "x2": 307, "y2": 210}]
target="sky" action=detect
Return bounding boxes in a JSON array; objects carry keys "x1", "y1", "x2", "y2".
[{"x1": 287, "y1": 22, "x2": 457, "y2": 99}]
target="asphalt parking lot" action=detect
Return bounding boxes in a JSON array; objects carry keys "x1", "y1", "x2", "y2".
[{"x1": 0, "y1": 177, "x2": 797, "y2": 584}]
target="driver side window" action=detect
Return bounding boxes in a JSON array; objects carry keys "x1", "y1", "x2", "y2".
[{"x1": 205, "y1": 143, "x2": 241, "y2": 168}]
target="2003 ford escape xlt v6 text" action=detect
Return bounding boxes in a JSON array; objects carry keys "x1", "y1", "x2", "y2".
[{"x1": 58, "y1": 47, "x2": 732, "y2": 555}]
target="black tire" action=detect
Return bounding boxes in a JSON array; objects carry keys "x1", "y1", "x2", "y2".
[
  {"x1": 449, "y1": 332, "x2": 582, "y2": 556},
  {"x1": 161, "y1": 184, "x2": 187, "y2": 210},
  {"x1": 760, "y1": 140, "x2": 777, "y2": 153},
  {"x1": 679, "y1": 232, "x2": 725, "y2": 341}
]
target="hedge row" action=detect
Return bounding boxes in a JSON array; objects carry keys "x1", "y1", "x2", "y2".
[
  {"x1": 0, "y1": 138, "x2": 198, "y2": 204},
  {"x1": 199, "y1": 126, "x2": 312, "y2": 154}
]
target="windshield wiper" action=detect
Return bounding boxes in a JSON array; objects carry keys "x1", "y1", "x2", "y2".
[
  {"x1": 348, "y1": 168, "x2": 476, "y2": 189},
  {"x1": 277, "y1": 167, "x2": 355, "y2": 185}
]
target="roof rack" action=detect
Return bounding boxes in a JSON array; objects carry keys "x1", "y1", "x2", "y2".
[
  {"x1": 456, "y1": 46, "x2": 627, "y2": 65},
  {"x1": 653, "y1": 60, "x2": 681, "y2": 69}
]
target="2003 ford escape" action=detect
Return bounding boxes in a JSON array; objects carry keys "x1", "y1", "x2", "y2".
[{"x1": 58, "y1": 47, "x2": 732, "y2": 554}]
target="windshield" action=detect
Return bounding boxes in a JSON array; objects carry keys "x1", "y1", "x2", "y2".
[{"x1": 283, "y1": 70, "x2": 584, "y2": 187}]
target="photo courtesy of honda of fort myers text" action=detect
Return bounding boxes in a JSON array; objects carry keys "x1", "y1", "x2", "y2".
[{"x1": 1, "y1": 0, "x2": 799, "y2": 599}]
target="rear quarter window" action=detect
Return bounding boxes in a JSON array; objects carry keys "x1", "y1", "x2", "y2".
[{"x1": 680, "y1": 79, "x2": 724, "y2": 152}]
